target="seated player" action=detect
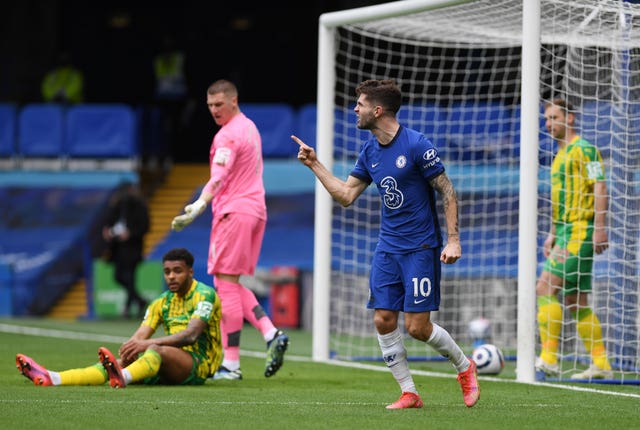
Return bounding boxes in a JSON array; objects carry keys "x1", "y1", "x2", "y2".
[{"x1": 16, "y1": 248, "x2": 222, "y2": 387}]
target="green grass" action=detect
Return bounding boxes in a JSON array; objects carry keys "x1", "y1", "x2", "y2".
[{"x1": 1, "y1": 318, "x2": 638, "y2": 430}]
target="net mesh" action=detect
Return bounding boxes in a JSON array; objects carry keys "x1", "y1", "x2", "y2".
[{"x1": 325, "y1": 0, "x2": 640, "y2": 382}]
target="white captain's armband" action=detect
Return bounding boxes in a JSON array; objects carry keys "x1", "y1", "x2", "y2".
[
  {"x1": 586, "y1": 161, "x2": 603, "y2": 180},
  {"x1": 213, "y1": 147, "x2": 232, "y2": 165},
  {"x1": 194, "y1": 301, "x2": 213, "y2": 319}
]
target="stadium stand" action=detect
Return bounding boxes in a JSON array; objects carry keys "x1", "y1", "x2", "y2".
[
  {"x1": 397, "y1": 103, "x2": 449, "y2": 156},
  {"x1": 333, "y1": 107, "x2": 370, "y2": 157},
  {"x1": 0, "y1": 103, "x2": 16, "y2": 169},
  {"x1": 579, "y1": 101, "x2": 614, "y2": 159},
  {"x1": 18, "y1": 103, "x2": 65, "y2": 170},
  {"x1": 65, "y1": 104, "x2": 138, "y2": 170},
  {"x1": 0, "y1": 175, "x2": 135, "y2": 316},
  {"x1": 1, "y1": 101, "x2": 564, "y2": 316},
  {"x1": 295, "y1": 104, "x2": 366, "y2": 157},
  {"x1": 446, "y1": 101, "x2": 512, "y2": 161},
  {"x1": 0, "y1": 264, "x2": 13, "y2": 316},
  {"x1": 509, "y1": 104, "x2": 555, "y2": 166},
  {"x1": 3, "y1": 103, "x2": 140, "y2": 315},
  {"x1": 147, "y1": 160, "x2": 316, "y2": 284},
  {"x1": 294, "y1": 103, "x2": 317, "y2": 149},
  {"x1": 241, "y1": 103, "x2": 296, "y2": 158}
]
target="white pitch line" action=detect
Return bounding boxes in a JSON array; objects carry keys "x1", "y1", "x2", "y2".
[
  {"x1": 0, "y1": 323, "x2": 127, "y2": 343},
  {"x1": 320, "y1": 357, "x2": 640, "y2": 399},
  {"x1": 2, "y1": 323, "x2": 639, "y2": 399},
  {"x1": 0, "y1": 398, "x2": 564, "y2": 408},
  {"x1": 0, "y1": 398, "x2": 385, "y2": 406}
]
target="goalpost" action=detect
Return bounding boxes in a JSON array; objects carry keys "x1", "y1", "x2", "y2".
[{"x1": 313, "y1": 0, "x2": 640, "y2": 384}]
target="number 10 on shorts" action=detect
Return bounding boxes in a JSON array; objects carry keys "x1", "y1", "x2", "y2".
[{"x1": 412, "y1": 277, "x2": 432, "y2": 299}]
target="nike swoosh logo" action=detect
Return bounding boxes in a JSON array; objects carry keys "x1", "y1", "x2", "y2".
[
  {"x1": 414, "y1": 298, "x2": 427, "y2": 305},
  {"x1": 372, "y1": 162, "x2": 380, "y2": 168}
]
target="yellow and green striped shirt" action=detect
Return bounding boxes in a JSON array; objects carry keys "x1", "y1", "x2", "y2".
[
  {"x1": 550, "y1": 135, "x2": 605, "y2": 225},
  {"x1": 141, "y1": 279, "x2": 222, "y2": 374}
]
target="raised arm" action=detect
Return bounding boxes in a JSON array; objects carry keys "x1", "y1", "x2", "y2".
[{"x1": 292, "y1": 135, "x2": 368, "y2": 207}]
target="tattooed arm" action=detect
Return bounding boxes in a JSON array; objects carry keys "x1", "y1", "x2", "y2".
[{"x1": 430, "y1": 172, "x2": 461, "y2": 264}]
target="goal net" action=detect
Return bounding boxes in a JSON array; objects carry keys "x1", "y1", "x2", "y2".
[{"x1": 314, "y1": 0, "x2": 640, "y2": 384}]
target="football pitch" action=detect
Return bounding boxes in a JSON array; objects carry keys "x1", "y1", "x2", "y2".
[{"x1": 1, "y1": 318, "x2": 638, "y2": 430}]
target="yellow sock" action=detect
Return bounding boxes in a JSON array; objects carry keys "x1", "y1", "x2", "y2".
[
  {"x1": 537, "y1": 295, "x2": 562, "y2": 365},
  {"x1": 574, "y1": 307, "x2": 611, "y2": 371},
  {"x1": 59, "y1": 363, "x2": 108, "y2": 386},
  {"x1": 125, "y1": 349, "x2": 162, "y2": 383}
]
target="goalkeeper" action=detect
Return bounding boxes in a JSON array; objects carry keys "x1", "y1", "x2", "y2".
[
  {"x1": 171, "y1": 79, "x2": 288, "y2": 380},
  {"x1": 535, "y1": 98, "x2": 612, "y2": 380},
  {"x1": 292, "y1": 79, "x2": 479, "y2": 409},
  {"x1": 17, "y1": 248, "x2": 222, "y2": 387}
]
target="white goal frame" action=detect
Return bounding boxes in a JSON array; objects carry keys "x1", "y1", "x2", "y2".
[
  {"x1": 312, "y1": 0, "x2": 640, "y2": 384},
  {"x1": 313, "y1": 0, "x2": 540, "y2": 382},
  {"x1": 313, "y1": 0, "x2": 541, "y2": 384}
]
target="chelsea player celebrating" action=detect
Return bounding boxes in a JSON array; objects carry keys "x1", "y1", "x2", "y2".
[{"x1": 292, "y1": 79, "x2": 479, "y2": 409}]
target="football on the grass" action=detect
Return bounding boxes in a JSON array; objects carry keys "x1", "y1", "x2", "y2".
[{"x1": 472, "y1": 343, "x2": 505, "y2": 375}]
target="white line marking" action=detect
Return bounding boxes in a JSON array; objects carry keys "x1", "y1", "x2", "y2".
[{"x1": 2, "y1": 323, "x2": 638, "y2": 399}]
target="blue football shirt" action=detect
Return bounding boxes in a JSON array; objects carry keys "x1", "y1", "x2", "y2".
[{"x1": 350, "y1": 126, "x2": 445, "y2": 253}]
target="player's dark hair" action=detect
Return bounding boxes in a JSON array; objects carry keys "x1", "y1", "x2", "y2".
[
  {"x1": 163, "y1": 248, "x2": 194, "y2": 267},
  {"x1": 356, "y1": 79, "x2": 402, "y2": 115},
  {"x1": 207, "y1": 79, "x2": 238, "y2": 97}
]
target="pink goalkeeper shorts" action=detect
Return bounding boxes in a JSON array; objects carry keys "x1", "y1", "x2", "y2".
[{"x1": 207, "y1": 212, "x2": 266, "y2": 276}]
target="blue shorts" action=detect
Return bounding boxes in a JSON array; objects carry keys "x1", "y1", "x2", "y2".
[{"x1": 367, "y1": 247, "x2": 441, "y2": 312}]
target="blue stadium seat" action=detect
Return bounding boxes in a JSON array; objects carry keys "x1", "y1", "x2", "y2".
[
  {"x1": 66, "y1": 104, "x2": 137, "y2": 157},
  {"x1": 446, "y1": 102, "x2": 512, "y2": 161},
  {"x1": 511, "y1": 104, "x2": 554, "y2": 166},
  {"x1": 0, "y1": 264, "x2": 13, "y2": 316},
  {"x1": 0, "y1": 104, "x2": 17, "y2": 169},
  {"x1": 333, "y1": 106, "x2": 369, "y2": 157},
  {"x1": 579, "y1": 101, "x2": 615, "y2": 159},
  {"x1": 136, "y1": 105, "x2": 166, "y2": 159},
  {"x1": 296, "y1": 104, "x2": 448, "y2": 160},
  {"x1": 18, "y1": 104, "x2": 65, "y2": 158},
  {"x1": 242, "y1": 103, "x2": 296, "y2": 158},
  {"x1": 296, "y1": 104, "x2": 452, "y2": 159},
  {"x1": 295, "y1": 103, "x2": 317, "y2": 149},
  {"x1": 0, "y1": 103, "x2": 16, "y2": 157},
  {"x1": 448, "y1": 102, "x2": 510, "y2": 135},
  {"x1": 296, "y1": 104, "x2": 368, "y2": 158},
  {"x1": 0, "y1": 186, "x2": 114, "y2": 315},
  {"x1": 397, "y1": 103, "x2": 449, "y2": 157}
]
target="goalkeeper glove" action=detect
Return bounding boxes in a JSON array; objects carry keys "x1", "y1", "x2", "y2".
[{"x1": 171, "y1": 198, "x2": 207, "y2": 232}]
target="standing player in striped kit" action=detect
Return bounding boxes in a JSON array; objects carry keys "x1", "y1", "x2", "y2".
[
  {"x1": 535, "y1": 98, "x2": 612, "y2": 380},
  {"x1": 292, "y1": 79, "x2": 479, "y2": 409},
  {"x1": 172, "y1": 80, "x2": 288, "y2": 380}
]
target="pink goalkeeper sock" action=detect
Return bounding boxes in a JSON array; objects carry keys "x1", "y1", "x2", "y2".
[
  {"x1": 216, "y1": 277, "x2": 276, "y2": 339},
  {"x1": 215, "y1": 278, "x2": 243, "y2": 361},
  {"x1": 238, "y1": 281, "x2": 276, "y2": 337}
]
